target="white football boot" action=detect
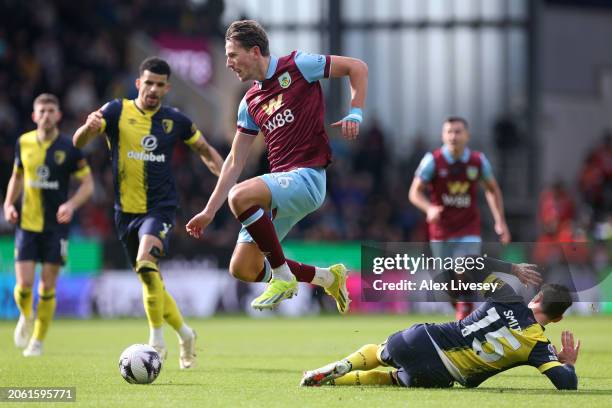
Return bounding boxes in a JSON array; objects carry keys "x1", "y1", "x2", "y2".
[
  {"x1": 14, "y1": 314, "x2": 34, "y2": 349},
  {"x1": 300, "y1": 360, "x2": 351, "y2": 386},
  {"x1": 179, "y1": 329, "x2": 197, "y2": 370},
  {"x1": 23, "y1": 339, "x2": 43, "y2": 357}
]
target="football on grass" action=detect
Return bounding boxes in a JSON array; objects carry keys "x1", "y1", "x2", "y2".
[{"x1": 118, "y1": 344, "x2": 162, "y2": 384}]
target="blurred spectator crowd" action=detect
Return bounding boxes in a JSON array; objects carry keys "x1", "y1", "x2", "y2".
[
  {"x1": 0, "y1": 0, "x2": 423, "y2": 268},
  {"x1": 1, "y1": 1, "x2": 610, "y2": 270}
]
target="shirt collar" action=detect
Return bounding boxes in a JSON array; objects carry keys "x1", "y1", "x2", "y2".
[
  {"x1": 257, "y1": 55, "x2": 279, "y2": 86},
  {"x1": 442, "y1": 145, "x2": 471, "y2": 164}
]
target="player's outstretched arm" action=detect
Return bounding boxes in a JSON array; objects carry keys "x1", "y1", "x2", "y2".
[
  {"x1": 185, "y1": 131, "x2": 255, "y2": 238},
  {"x1": 188, "y1": 136, "x2": 224, "y2": 177},
  {"x1": 3, "y1": 167, "x2": 23, "y2": 224},
  {"x1": 482, "y1": 177, "x2": 511, "y2": 243},
  {"x1": 73, "y1": 109, "x2": 104, "y2": 148},
  {"x1": 328, "y1": 56, "x2": 368, "y2": 140}
]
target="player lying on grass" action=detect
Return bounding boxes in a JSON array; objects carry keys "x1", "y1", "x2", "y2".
[{"x1": 302, "y1": 258, "x2": 580, "y2": 390}]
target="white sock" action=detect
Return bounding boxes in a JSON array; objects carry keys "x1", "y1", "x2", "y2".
[
  {"x1": 272, "y1": 262, "x2": 294, "y2": 281},
  {"x1": 312, "y1": 267, "x2": 334, "y2": 288},
  {"x1": 149, "y1": 327, "x2": 165, "y2": 347},
  {"x1": 176, "y1": 324, "x2": 193, "y2": 342}
]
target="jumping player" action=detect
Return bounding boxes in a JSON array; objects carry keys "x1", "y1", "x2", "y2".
[{"x1": 186, "y1": 20, "x2": 368, "y2": 312}]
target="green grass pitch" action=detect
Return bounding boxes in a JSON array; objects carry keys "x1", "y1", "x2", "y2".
[{"x1": 1, "y1": 315, "x2": 611, "y2": 407}]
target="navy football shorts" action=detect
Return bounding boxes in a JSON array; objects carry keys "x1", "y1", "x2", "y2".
[
  {"x1": 114, "y1": 207, "x2": 176, "y2": 267},
  {"x1": 15, "y1": 226, "x2": 68, "y2": 266},
  {"x1": 380, "y1": 324, "x2": 455, "y2": 388}
]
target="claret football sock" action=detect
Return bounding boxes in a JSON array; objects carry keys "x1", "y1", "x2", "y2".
[
  {"x1": 238, "y1": 206, "x2": 288, "y2": 272},
  {"x1": 286, "y1": 259, "x2": 316, "y2": 283},
  {"x1": 255, "y1": 258, "x2": 272, "y2": 283}
]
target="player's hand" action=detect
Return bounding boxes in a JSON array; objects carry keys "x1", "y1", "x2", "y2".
[
  {"x1": 495, "y1": 221, "x2": 511, "y2": 244},
  {"x1": 331, "y1": 107, "x2": 362, "y2": 140},
  {"x1": 426, "y1": 205, "x2": 444, "y2": 223},
  {"x1": 85, "y1": 110, "x2": 103, "y2": 133},
  {"x1": 3, "y1": 204, "x2": 18, "y2": 224},
  {"x1": 511, "y1": 263, "x2": 542, "y2": 286},
  {"x1": 186, "y1": 210, "x2": 214, "y2": 239},
  {"x1": 56, "y1": 202, "x2": 75, "y2": 224},
  {"x1": 553, "y1": 330, "x2": 581, "y2": 366}
]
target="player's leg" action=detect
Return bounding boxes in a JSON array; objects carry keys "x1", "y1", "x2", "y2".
[
  {"x1": 450, "y1": 238, "x2": 481, "y2": 319},
  {"x1": 230, "y1": 240, "x2": 349, "y2": 313},
  {"x1": 137, "y1": 213, "x2": 196, "y2": 369},
  {"x1": 229, "y1": 176, "x2": 295, "y2": 275},
  {"x1": 23, "y1": 262, "x2": 60, "y2": 356},
  {"x1": 230, "y1": 169, "x2": 349, "y2": 311},
  {"x1": 14, "y1": 261, "x2": 36, "y2": 348},
  {"x1": 301, "y1": 343, "x2": 393, "y2": 386},
  {"x1": 13, "y1": 228, "x2": 41, "y2": 349},
  {"x1": 135, "y1": 234, "x2": 168, "y2": 359}
]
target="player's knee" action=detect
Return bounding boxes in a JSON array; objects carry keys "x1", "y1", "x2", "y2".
[
  {"x1": 228, "y1": 261, "x2": 257, "y2": 282},
  {"x1": 39, "y1": 280, "x2": 56, "y2": 293},
  {"x1": 17, "y1": 281, "x2": 34, "y2": 290},
  {"x1": 228, "y1": 185, "x2": 246, "y2": 214},
  {"x1": 229, "y1": 184, "x2": 259, "y2": 215}
]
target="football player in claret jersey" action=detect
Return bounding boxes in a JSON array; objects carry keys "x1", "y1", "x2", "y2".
[
  {"x1": 4, "y1": 94, "x2": 94, "y2": 356},
  {"x1": 186, "y1": 20, "x2": 368, "y2": 311},
  {"x1": 302, "y1": 259, "x2": 580, "y2": 390},
  {"x1": 409, "y1": 117, "x2": 511, "y2": 319},
  {"x1": 73, "y1": 57, "x2": 224, "y2": 369}
]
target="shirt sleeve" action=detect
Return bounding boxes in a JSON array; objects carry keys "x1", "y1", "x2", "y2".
[
  {"x1": 100, "y1": 99, "x2": 122, "y2": 139},
  {"x1": 14, "y1": 138, "x2": 23, "y2": 172},
  {"x1": 415, "y1": 152, "x2": 435, "y2": 182},
  {"x1": 480, "y1": 152, "x2": 494, "y2": 181},
  {"x1": 528, "y1": 340, "x2": 563, "y2": 373},
  {"x1": 236, "y1": 96, "x2": 259, "y2": 136},
  {"x1": 543, "y1": 364, "x2": 578, "y2": 390},
  {"x1": 176, "y1": 112, "x2": 202, "y2": 146},
  {"x1": 294, "y1": 51, "x2": 331, "y2": 83},
  {"x1": 70, "y1": 146, "x2": 91, "y2": 179}
]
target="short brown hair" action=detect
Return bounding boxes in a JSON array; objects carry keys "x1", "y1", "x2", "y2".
[
  {"x1": 33, "y1": 93, "x2": 60, "y2": 109},
  {"x1": 225, "y1": 20, "x2": 269, "y2": 56},
  {"x1": 445, "y1": 116, "x2": 469, "y2": 130}
]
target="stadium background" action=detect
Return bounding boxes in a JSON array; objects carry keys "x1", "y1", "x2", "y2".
[{"x1": 0, "y1": 0, "x2": 610, "y2": 319}]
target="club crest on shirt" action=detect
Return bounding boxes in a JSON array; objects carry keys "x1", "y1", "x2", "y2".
[
  {"x1": 278, "y1": 71, "x2": 291, "y2": 88},
  {"x1": 54, "y1": 150, "x2": 66, "y2": 165},
  {"x1": 466, "y1": 165, "x2": 479, "y2": 180},
  {"x1": 162, "y1": 119, "x2": 174, "y2": 134}
]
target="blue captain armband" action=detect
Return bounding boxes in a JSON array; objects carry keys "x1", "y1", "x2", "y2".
[{"x1": 343, "y1": 107, "x2": 363, "y2": 123}]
